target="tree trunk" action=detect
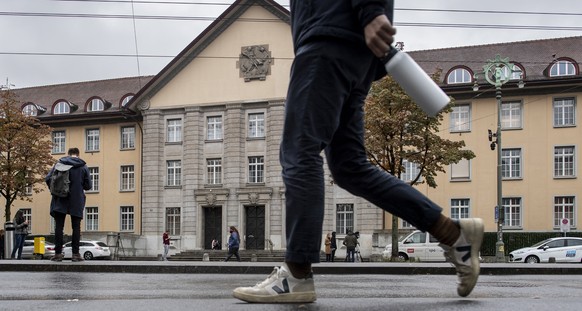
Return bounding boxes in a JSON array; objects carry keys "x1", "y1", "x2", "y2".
[{"x1": 390, "y1": 214, "x2": 399, "y2": 261}]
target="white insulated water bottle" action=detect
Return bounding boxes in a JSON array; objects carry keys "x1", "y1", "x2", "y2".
[{"x1": 383, "y1": 49, "x2": 450, "y2": 117}]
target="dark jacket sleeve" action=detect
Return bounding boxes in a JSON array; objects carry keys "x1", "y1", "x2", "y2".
[
  {"x1": 352, "y1": 0, "x2": 394, "y2": 28},
  {"x1": 82, "y1": 165, "x2": 92, "y2": 191}
]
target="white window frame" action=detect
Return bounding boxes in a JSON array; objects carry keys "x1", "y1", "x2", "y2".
[
  {"x1": 550, "y1": 60, "x2": 575, "y2": 77},
  {"x1": 121, "y1": 126, "x2": 135, "y2": 150},
  {"x1": 206, "y1": 158, "x2": 222, "y2": 185},
  {"x1": 553, "y1": 97, "x2": 576, "y2": 127},
  {"x1": 207, "y1": 116, "x2": 223, "y2": 140},
  {"x1": 120, "y1": 165, "x2": 135, "y2": 191},
  {"x1": 88, "y1": 167, "x2": 99, "y2": 192},
  {"x1": 450, "y1": 104, "x2": 471, "y2": 132},
  {"x1": 85, "y1": 128, "x2": 100, "y2": 152},
  {"x1": 502, "y1": 148, "x2": 522, "y2": 179},
  {"x1": 447, "y1": 68, "x2": 471, "y2": 84},
  {"x1": 121, "y1": 95, "x2": 133, "y2": 107},
  {"x1": 401, "y1": 160, "x2": 422, "y2": 183},
  {"x1": 166, "y1": 119, "x2": 182, "y2": 143},
  {"x1": 85, "y1": 207, "x2": 99, "y2": 231},
  {"x1": 336, "y1": 203, "x2": 354, "y2": 235},
  {"x1": 89, "y1": 98, "x2": 104, "y2": 112},
  {"x1": 248, "y1": 112, "x2": 265, "y2": 138},
  {"x1": 450, "y1": 159, "x2": 470, "y2": 181},
  {"x1": 501, "y1": 101, "x2": 522, "y2": 129},
  {"x1": 554, "y1": 196, "x2": 576, "y2": 228},
  {"x1": 166, "y1": 207, "x2": 181, "y2": 235},
  {"x1": 54, "y1": 101, "x2": 69, "y2": 115},
  {"x1": 503, "y1": 197, "x2": 522, "y2": 228},
  {"x1": 22, "y1": 104, "x2": 37, "y2": 116},
  {"x1": 248, "y1": 156, "x2": 264, "y2": 183},
  {"x1": 554, "y1": 146, "x2": 575, "y2": 178},
  {"x1": 451, "y1": 199, "x2": 470, "y2": 219},
  {"x1": 52, "y1": 131, "x2": 66, "y2": 154},
  {"x1": 167, "y1": 160, "x2": 182, "y2": 187},
  {"x1": 120, "y1": 206, "x2": 135, "y2": 232}
]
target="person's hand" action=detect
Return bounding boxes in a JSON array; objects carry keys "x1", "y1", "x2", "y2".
[{"x1": 364, "y1": 14, "x2": 397, "y2": 58}]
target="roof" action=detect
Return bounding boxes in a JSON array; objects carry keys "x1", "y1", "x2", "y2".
[{"x1": 128, "y1": 0, "x2": 289, "y2": 111}]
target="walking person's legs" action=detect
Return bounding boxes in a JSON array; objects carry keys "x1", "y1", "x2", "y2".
[
  {"x1": 51, "y1": 212, "x2": 66, "y2": 261},
  {"x1": 71, "y1": 216, "x2": 83, "y2": 261}
]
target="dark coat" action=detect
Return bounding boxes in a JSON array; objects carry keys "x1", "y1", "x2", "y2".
[{"x1": 45, "y1": 156, "x2": 91, "y2": 218}]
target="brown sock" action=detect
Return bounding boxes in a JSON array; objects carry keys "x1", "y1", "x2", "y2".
[
  {"x1": 428, "y1": 214, "x2": 460, "y2": 247},
  {"x1": 285, "y1": 262, "x2": 312, "y2": 279}
]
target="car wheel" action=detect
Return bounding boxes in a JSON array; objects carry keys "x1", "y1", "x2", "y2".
[
  {"x1": 84, "y1": 251, "x2": 94, "y2": 260},
  {"x1": 525, "y1": 255, "x2": 539, "y2": 264},
  {"x1": 398, "y1": 252, "x2": 409, "y2": 261}
]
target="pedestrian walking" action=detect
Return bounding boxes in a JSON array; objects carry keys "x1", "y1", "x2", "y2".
[
  {"x1": 10, "y1": 210, "x2": 28, "y2": 259},
  {"x1": 233, "y1": 0, "x2": 484, "y2": 303},
  {"x1": 162, "y1": 230, "x2": 170, "y2": 261},
  {"x1": 224, "y1": 226, "x2": 241, "y2": 262},
  {"x1": 343, "y1": 231, "x2": 358, "y2": 262},
  {"x1": 45, "y1": 147, "x2": 91, "y2": 262},
  {"x1": 330, "y1": 232, "x2": 337, "y2": 262}
]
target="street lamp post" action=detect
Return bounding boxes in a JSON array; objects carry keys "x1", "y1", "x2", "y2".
[{"x1": 473, "y1": 55, "x2": 524, "y2": 263}]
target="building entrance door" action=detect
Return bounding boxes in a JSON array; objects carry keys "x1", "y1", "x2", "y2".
[
  {"x1": 245, "y1": 205, "x2": 265, "y2": 250},
  {"x1": 204, "y1": 206, "x2": 222, "y2": 249}
]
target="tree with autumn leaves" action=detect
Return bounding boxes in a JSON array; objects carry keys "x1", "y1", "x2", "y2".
[
  {"x1": 0, "y1": 89, "x2": 54, "y2": 222},
  {"x1": 364, "y1": 70, "x2": 475, "y2": 261}
]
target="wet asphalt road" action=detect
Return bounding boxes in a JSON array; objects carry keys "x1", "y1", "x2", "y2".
[{"x1": 1, "y1": 271, "x2": 581, "y2": 310}]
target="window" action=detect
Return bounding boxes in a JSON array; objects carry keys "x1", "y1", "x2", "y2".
[
  {"x1": 88, "y1": 167, "x2": 99, "y2": 192},
  {"x1": 120, "y1": 206, "x2": 134, "y2": 232},
  {"x1": 450, "y1": 159, "x2": 470, "y2": 180},
  {"x1": 24, "y1": 172, "x2": 33, "y2": 195},
  {"x1": 248, "y1": 156, "x2": 264, "y2": 183},
  {"x1": 85, "y1": 207, "x2": 99, "y2": 231},
  {"x1": 53, "y1": 101, "x2": 70, "y2": 115},
  {"x1": 120, "y1": 165, "x2": 135, "y2": 191},
  {"x1": 501, "y1": 101, "x2": 522, "y2": 129},
  {"x1": 121, "y1": 95, "x2": 133, "y2": 107},
  {"x1": 502, "y1": 64, "x2": 524, "y2": 80},
  {"x1": 121, "y1": 126, "x2": 135, "y2": 149},
  {"x1": 21, "y1": 208, "x2": 32, "y2": 229},
  {"x1": 207, "y1": 158, "x2": 222, "y2": 185},
  {"x1": 401, "y1": 219, "x2": 414, "y2": 228},
  {"x1": 401, "y1": 160, "x2": 421, "y2": 183},
  {"x1": 207, "y1": 116, "x2": 223, "y2": 140},
  {"x1": 451, "y1": 199, "x2": 470, "y2": 219},
  {"x1": 167, "y1": 160, "x2": 182, "y2": 186},
  {"x1": 22, "y1": 104, "x2": 37, "y2": 116},
  {"x1": 554, "y1": 196, "x2": 575, "y2": 228},
  {"x1": 336, "y1": 203, "x2": 354, "y2": 234},
  {"x1": 85, "y1": 128, "x2": 100, "y2": 152},
  {"x1": 248, "y1": 112, "x2": 265, "y2": 138},
  {"x1": 166, "y1": 207, "x2": 181, "y2": 235},
  {"x1": 450, "y1": 104, "x2": 471, "y2": 132},
  {"x1": 503, "y1": 197, "x2": 522, "y2": 227},
  {"x1": 502, "y1": 148, "x2": 522, "y2": 179},
  {"x1": 447, "y1": 68, "x2": 471, "y2": 84},
  {"x1": 89, "y1": 98, "x2": 104, "y2": 112},
  {"x1": 52, "y1": 131, "x2": 66, "y2": 154},
  {"x1": 554, "y1": 146, "x2": 575, "y2": 178},
  {"x1": 167, "y1": 119, "x2": 182, "y2": 143},
  {"x1": 550, "y1": 60, "x2": 575, "y2": 77},
  {"x1": 553, "y1": 98, "x2": 575, "y2": 127}
]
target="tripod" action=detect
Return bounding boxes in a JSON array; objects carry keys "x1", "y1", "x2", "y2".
[{"x1": 113, "y1": 233, "x2": 125, "y2": 260}]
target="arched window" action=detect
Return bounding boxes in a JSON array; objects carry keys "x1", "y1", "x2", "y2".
[
  {"x1": 550, "y1": 60, "x2": 576, "y2": 77},
  {"x1": 22, "y1": 104, "x2": 37, "y2": 116},
  {"x1": 502, "y1": 63, "x2": 524, "y2": 80},
  {"x1": 121, "y1": 95, "x2": 134, "y2": 108},
  {"x1": 54, "y1": 101, "x2": 70, "y2": 115},
  {"x1": 88, "y1": 98, "x2": 104, "y2": 112},
  {"x1": 447, "y1": 68, "x2": 472, "y2": 84}
]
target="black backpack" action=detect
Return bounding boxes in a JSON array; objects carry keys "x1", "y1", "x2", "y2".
[{"x1": 49, "y1": 162, "x2": 73, "y2": 198}]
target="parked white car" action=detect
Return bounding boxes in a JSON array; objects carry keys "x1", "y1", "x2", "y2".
[
  {"x1": 63, "y1": 240, "x2": 111, "y2": 260},
  {"x1": 509, "y1": 237, "x2": 582, "y2": 263},
  {"x1": 382, "y1": 230, "x2": 445, "y2": 262}
]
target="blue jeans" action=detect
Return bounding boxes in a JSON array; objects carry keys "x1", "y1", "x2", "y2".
[
  {"x1": 11, "y1": 234, "x2": 27, "y2": 259},
  {"x1": 280, "y1": 39, "x2": 442, "y2": 264}
]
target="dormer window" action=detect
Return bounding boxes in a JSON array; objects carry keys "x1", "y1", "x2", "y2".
[
  {"x1": 550, "y1": 60, "x2": 576, "y2": 77},
  {"x1": 502, "y1": 63, "x2": 524, "y2": 80},
  {"x1": 447, "y1": 67, "x2": 472, "y2": 84},
  {"x1": 54, "y1": 101, "x2": 70, "y2": 115},
  {"x1": 89, "y1": 98, "x2": 104, "y2": 112},
  {"x1": 121, "y1": 94, "x2": 134, "y2": 108},
  {"x1": 22, "y1": 104, "x2": 37, "y2": 116}
]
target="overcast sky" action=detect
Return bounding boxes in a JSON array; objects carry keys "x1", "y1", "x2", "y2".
[{"x1": 1, "y1": 0, "x2": 581, "y2": 89}]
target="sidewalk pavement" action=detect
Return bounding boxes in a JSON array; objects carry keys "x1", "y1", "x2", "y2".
[{"x1": 1, "y1": 260, "x2": 580, "y2": 275}]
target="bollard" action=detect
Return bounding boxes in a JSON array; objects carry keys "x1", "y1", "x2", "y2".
[
  {"x1": 203, "y1": 253, "x2": 210, "y2": 262},
  {"x1": 4, "y1": 222, "x2": 15, "y2": 259}
]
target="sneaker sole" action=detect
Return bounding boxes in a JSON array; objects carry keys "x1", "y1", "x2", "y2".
[
  {"x1": 458, "y1": 218, "x2": 484, "y2": 297},
  {"x1": 233, "y1": 290, "x2": 316, "y2": 303}
]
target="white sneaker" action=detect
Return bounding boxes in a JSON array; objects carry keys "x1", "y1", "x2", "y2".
[
  {"x1": 233, "y1": 263, "x2": 316, "y2": 303},
  {"x1": 440, "y1": 218, "x2": 484, "y2": 297}
]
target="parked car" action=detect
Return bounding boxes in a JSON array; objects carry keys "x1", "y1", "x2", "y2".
[
  {"x1": 63, "y1": 240, "x2": 111, "y2": 260},
  {"x1": 21, "y1": 240, "x2": 56, "y2": 259},
  {"x1": 382, "y1": 230, "x2": 445, "y2": 261},
  {"x1": 509, "y1": 237, "x2": 582, "y2": 263}
]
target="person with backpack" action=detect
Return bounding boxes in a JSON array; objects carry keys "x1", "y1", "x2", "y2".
[
  {"x1": 224, "y1": 226, "x2": 241, "y2": 262},
  {"x1": 45, "y1": 147, "x2": 91, "y2": 262}
]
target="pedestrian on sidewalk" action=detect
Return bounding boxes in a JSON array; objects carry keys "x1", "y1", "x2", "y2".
[
  {"x1": 233, "y1": 0, "x2": 483, "y2": 304},
  {"x1": 330, "y1": 232, "x2": 337, "y2": 262},
  {"x1": 45, "y1": 147, "x2": 92, "y2": 262},
  {"x1": 10, "y1": 210, "x2": 28, "y2": 260},
  {"x1": 343, "y1": 231, "x2": 358, "y2": 262},
  {"x1": 324, "y1": 233, "x2": 332, "y2": 262},
  {"x1": 162, "y1": 230, "x2": 170, "y2": 261},
  {"x1": 224, "y1": 226, "x2": 241, "y2": 262}
]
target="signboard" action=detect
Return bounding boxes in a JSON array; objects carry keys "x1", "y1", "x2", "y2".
[{"x1": 560, "y1": 218, "x2": 570, "y2": 233}]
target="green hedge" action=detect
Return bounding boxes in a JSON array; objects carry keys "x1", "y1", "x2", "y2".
[{"x1": 481, "y1": 231, "x2": 582, "y2": 256}]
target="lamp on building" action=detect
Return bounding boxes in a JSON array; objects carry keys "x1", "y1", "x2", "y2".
[{"x1": 473, "y1": 54, "x2": 524, "y2": 263}]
